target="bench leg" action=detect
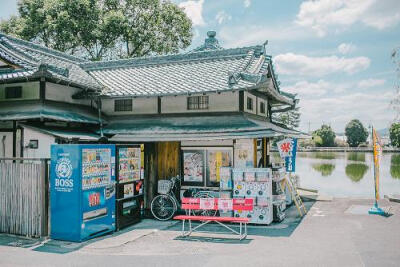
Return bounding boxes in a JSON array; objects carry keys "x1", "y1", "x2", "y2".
[{"x1": 181, "y1": 219, "x2": 185, "y2": 237}]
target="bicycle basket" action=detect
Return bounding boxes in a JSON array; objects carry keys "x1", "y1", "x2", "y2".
[{"x1": 157, "y1": 180, "x2": 172, "y2": 194}]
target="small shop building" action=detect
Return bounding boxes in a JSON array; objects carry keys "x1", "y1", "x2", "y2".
[{"x1": 0, "y1": 31, "x2": 301, "y2": 218}]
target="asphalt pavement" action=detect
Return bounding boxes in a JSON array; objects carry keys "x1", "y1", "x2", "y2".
[{"x1": 0, "y1": 198, "x2": 399, "y2": 267}]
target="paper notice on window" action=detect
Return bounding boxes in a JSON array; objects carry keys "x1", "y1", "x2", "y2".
[
  {"x1": 218, "y1": 198, "x2": 233, "y2": 211},
  {"x1": 199, "y1": 198, "x2": 215, "y2": 210}
]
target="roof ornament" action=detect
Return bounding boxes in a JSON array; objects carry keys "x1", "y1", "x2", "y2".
[
  {"x1": 261, "y1": 40, "x2": 268, "y2": 55},
  {"x1": 192, "y1": 31, "x2": 223, "y2": 52}
]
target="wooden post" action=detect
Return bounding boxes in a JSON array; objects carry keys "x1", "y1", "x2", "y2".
[{"x1": 253, "y1": 139, "x2": 257, "y2": 168}]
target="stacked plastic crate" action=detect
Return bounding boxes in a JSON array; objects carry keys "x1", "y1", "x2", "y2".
[
  {"x1": 231, "y1": 168, "x2": 273, "y2": 224},
  {"x1": 272, "y1": 167, "x2": 287, "y2": 222}
]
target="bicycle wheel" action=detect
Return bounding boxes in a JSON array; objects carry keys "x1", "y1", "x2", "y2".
[
  {"x1": 151, "y1": 194, "x2": 177, "y2": 221},
  {"x1": 192, "y1": 191, "x2": 218, "y2": 217}
]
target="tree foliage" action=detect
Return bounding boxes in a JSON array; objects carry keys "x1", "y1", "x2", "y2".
[
  {"x1": 390, "y1": 122, "x2": 400, "y2": 148},
  {"x1": 0, "y1": 0, "x2": 193, "y2": 61},
  {"x1": 345, "y1": 119, "x2": 368, "y2": 147},
  {"x1": 272, "y1": 107, "x2": 301, "y2": 129},
  {"x1": 313, "y1": 124, "x2": 336, "y2": 147}
]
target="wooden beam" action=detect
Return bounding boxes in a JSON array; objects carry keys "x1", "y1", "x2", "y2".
[
  {"x1": 263, "y1": 137, "x2": 267, "y2": 167},
  {"x1": 253, "y1": 139, "x2": 257, "y2": 167},
  {"x1": 12, "y1": 121, "x2": 16, "y2": 158},
  {"x1": 239, "y1": 91, "x2": 244, "y2": 112}
]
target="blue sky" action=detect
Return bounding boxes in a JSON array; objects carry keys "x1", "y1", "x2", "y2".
[{"x1": 1, "y1": 0, "x2": 399, "y2": 133}]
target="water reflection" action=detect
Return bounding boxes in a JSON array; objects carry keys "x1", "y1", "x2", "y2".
[
  {"x1": 312, "y1": 163, "x2": 335, "y2": 176},
  {"x1": 312, "y1": 152, "x2": 336, "y2": 160},
  {"x1": 347, "y1": 152, "x2": 365, "y2": 162},
  {"x1": 390, "y1": 154, "x2": 400, "y2": 179},
  {"x1": 345, "y1": 163, "x2": 368, "y2": 182}
]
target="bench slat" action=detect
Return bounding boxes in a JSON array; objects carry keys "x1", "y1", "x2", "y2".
[
  {"x1": 174, "y1": 215, "x2": 249, "y2": 223},
  {"x1": 181, "y1": 197, "x2": 253, "y2": 211}
]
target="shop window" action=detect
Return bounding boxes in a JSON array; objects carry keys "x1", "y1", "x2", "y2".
[
  {"x1": 247, "y1": 97, "x2": 253, "y2": 111},
  {"x1": 187, "y1": 96, "x2": 209, "y2": 110},
  {"x1": 5, "y1": 86, "x2": 22, "y2": 99},
  {"x1": 114, "y1": 99, "x2": 132, "y2": 112},
  {"x1": 260, "y1": 102, "x2": 265, "y2": 114}
]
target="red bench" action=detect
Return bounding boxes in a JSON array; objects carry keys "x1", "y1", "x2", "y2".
[{"x1": 173, "y1": 198, "x2": 254, "y2": 240}]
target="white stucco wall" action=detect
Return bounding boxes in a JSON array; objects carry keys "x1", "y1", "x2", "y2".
[
  {"x1": 162, "y1": 91, "x2": 239, "y2": 114},
  {"x1": 102, "y1": 97, "x2": 158, "y2": 115},
  {"x1": 46, "y1": 82, "x2": 91, "y2": 106},
  {"x1": 22, "y1": 127, "x2": 55, "y2": 158},
  {"x1": 0, "y1": 82, "x2": 40, "y2": 101}
]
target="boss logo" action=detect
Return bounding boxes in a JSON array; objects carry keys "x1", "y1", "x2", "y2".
[{"x1": 55, "y1": 157, "x2": 74, "y2": 188}]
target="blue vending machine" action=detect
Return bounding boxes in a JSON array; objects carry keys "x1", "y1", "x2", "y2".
[{"x1": 50, "y1": 144, "x2": 116, "y2": 242}]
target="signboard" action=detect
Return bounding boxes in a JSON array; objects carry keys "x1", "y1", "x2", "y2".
[
  {"x1": 199, "y1": 198, "x2": 215, "y2": 210},
  {"x1": 218, "y1": 198, "x2": 233, "y2": 211},
  {"x1": 183, "y1": 151, "x2": 204, "y2": 182},
  {"x1": 207, "y1": 150, "x2": 232, "y2": 184},
  {"x1": 234, "y1": 139, "x2": 254, "y2": 168},
  {"x1": 54, "y1": 153, "x2": 74, "y2": 192},
  {"x1": 277, "y1": 138, "x2": 297, "y2": 172},
  {"x1": 372, "y1": 128, "x2": 382, "y2": 200}
]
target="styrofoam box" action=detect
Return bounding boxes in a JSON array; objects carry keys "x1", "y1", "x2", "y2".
[
  {"x1": 233, "y1": 181, "x2": 246, "y2": 197},
  {"x1": 253, "y1": 205, "x2": 273, "y2": 225},
  {"x1": 244, "y1": 171, "x2": 256, "y2": 182},
  {"x1": 244, "y1": 182, "x2": 258, "y2": 197},
  {"x1": 255, "y1": 169, "x2": 272, "y2": 182},
  {"x1": 255, "y1": 182, "x2": 271, "y2": 197},
  {"x1": 234, "y1": 209, "x2": 248, "y2": 219},
  {"x1": 232, "y1": 170, "x2": 244, "y2": 181},
  {"x1": 257, "y1": 196, "x2": 272, "y2": 206}
]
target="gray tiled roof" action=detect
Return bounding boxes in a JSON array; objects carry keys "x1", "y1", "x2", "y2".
[
  {"x1": 104, "y1": 113, "x2": 304, "y2": 141},
  {"x1": 86, "y1": 47, "x2": 262, "y2": 97},
  {"x1": 0, "y1": 33, "x2": 101, "y2": 90},
  {"x1": 82, "y1": 32, "x2": 293, "y2": 105},
  {"x1": 0, "y1": 31, "x2": 294, "y2": 105}
]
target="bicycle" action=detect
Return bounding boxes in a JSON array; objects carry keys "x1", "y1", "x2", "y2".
[{"x1": 150, "y1": 176, "x2": 217, "y2": 221}]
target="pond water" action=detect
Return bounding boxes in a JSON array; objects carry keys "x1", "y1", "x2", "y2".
[{"x1": 271, "y1": 152, "x2": 400, "y2": 198}]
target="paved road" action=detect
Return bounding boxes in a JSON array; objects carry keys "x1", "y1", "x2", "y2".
[{"x1": 0, "y1": 198, "x2": 399, "y2": 267}]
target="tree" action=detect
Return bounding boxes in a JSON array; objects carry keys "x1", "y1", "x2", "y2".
[
  {"x1": 272, "y1": 107, "x2": 301, "y2": 129},
  {"x1": 0, "y1": 0, "x2": 193, "y2": 61},
  {"x1": 313, "y1": 124, "x2": 336, "y2": 147},
  {"x1": 345, "y1": 119, "x2": 368, "y2": 147},
  {"x1": 389, "y1": 122, "x2": 400, "y2": 147}
]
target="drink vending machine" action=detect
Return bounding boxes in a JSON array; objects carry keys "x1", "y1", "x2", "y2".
[
  {"x1": 50, "y1": 144, "x2": 116, "y2": 242},
  {"x1": 115, "y1": 145, "x2": 144, "y2": 230}
]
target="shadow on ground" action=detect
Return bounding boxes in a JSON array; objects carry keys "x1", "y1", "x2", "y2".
[{"x1": 1, "y1": 201, "x2": 315, "y2": 253}]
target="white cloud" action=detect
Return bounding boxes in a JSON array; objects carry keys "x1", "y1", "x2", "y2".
[
  {"x1": 219, "y1": 24, "x2": 312, "y2": 48},
  {"x1": 357, "y1": 78, "x2": 386, "y2": 88},
  {"x1": 338, "y1": 43, "x2": 356, "y2": 54},
  {"x1": 282, "y1": 80, "x2": 350, "y2": 97},
  {"x1": 296, "y1": 0, "x2": 400, "y2": 37},
  {"x1": 179, "y1": 0, "x2": 205, "y2": 26},
  {"x1": 298, "y1": 91, "x2": 394, "y2": 132},
  {"x1": 215, "y1": 11, "x2": 232, "y2": 25},
  {"x1": 274, "y1": 53, "x2": 370, "y2": 76},
  {"x1": 244, "y1": 0, "x2": 251, "y2": 8}
]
